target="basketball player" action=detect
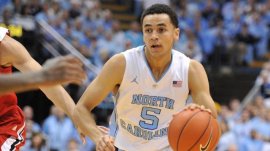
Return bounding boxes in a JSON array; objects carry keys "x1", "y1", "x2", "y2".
[
  {"x1": 73, "y1": 4, "x2": 217, "y2": 151},
  {"x1": 0, "y1": 55, "x2": 86, "y2": 95},
  {"x1": 0, "y1": 26, "x2": 87, "y2": 150}
]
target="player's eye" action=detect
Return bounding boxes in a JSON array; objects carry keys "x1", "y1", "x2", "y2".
[
  {"x1": 145, "y1": 29, "x2": 152, "y2": 33},
  {"x1": 158, "y1": 28, "x2": 165, "y2": 33}
]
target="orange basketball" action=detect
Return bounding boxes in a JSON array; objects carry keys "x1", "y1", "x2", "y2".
[{"x1": 168, "y1": 108, "x2": 220, "y2": 151}]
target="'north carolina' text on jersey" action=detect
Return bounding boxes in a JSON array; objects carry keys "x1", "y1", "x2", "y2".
[{"x1": 112, "y1": 46, "x2": 191, "y2": 151}]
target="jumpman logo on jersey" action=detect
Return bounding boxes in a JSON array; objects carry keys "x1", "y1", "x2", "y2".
[{"x1": 131, "y1": 76, "x2": 138, "y2": 84}]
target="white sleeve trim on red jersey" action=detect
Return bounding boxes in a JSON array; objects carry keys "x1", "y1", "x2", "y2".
[{"x1": 0, "y1": 27, "x2": 9, "y2": 42}]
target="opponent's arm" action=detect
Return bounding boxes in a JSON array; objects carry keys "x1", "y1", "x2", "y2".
[
  {"x1": 0, "y1": 56, "x2": 86, "y2": 95},
  {"x1": 0, "y1": 71, "x2": 48, "y2": 95},
  {"x1": 73, "y1": 54, "x2": 125, "y2": 144},
  {"x1": 188, "y1": 60, "x2": 217, "y2": 118},
  {"x1": 3, "y1": 35, "x2": 85, "y2": 118}
]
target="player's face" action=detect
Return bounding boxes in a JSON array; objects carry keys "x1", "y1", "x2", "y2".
[{"x1": 142, "y1": 14, "x2": 179, "y2": 57}]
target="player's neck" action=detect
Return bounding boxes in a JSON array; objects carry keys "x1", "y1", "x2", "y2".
[{"x1": 144, "y1": 49, "x2": 172, "y2": 80}]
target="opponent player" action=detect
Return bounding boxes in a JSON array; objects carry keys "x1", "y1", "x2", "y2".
[
  {"x1": 0, "y1": 26, "x2": 86, "y2": 150},
  {"x1": 73, "y1": 4, "x2": 217, "y2": 151}
]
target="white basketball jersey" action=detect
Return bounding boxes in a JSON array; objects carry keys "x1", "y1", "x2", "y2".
[
  {"x1": 0, "y1": 27, "x2": 8, "y2": 42},
  {"x1": 111, "y1": 46, "x2": 191, "y2": 151}
]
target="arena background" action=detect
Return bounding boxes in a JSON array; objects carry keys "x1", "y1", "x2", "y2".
[{"x1": 0, "y1": 0, "x2": 270, "y2": 150}]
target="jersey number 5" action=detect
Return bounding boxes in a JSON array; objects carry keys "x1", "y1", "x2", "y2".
[{"x1": 139, "y1": 107, "x2": 161, "y2": 130}]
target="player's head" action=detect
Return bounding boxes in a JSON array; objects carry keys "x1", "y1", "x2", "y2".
[
  {"x1": 140, "y1": 4, "x2": 179, "y2": 56},
  {"x1": 140, "y1": 4, "x2": 179, "y2": 28}
]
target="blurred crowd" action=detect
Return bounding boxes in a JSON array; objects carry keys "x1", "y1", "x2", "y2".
[
  {"x1": 0, "y1": 0, "x2": 270, "y2": 151},
  {"x1": 19, "y1": 105, "x2": 97, "y2": 151},
  {"x1": 172, "y1": 0, "x2": 270, "y2": 67},
  {"x1": 0, "y1": 0, "x2": 269, "y2": 68},
  {"x1": 216, "y1": 61, "x2": 270, "y2": 151}
]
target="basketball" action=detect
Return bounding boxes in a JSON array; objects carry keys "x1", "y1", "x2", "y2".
[{"x1": 168, "y1": 108, "x2": 220, "y2": 151}]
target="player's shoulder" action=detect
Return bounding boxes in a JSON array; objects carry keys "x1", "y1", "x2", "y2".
[
  {"x1": 189, "y1": 59, "x2": 204, "y2": 69},
  {"x1": 109, "y1": 53, "x2": 125, "y2": 63},
  {"x1": 105, "y1": 53, "x2": 126, "y2": 70},
  {"x1": 101, "y1": 53, "x2": 126, "y2": 84},
  {"x1": 188, "y1": 59, "x2": 206, "y2": 75}
]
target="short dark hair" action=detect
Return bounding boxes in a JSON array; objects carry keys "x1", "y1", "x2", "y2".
[{"x1": 140, "y1": 4, "x2": 179, "y2": 28}]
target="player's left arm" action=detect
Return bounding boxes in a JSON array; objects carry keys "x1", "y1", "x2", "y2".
[
  {"x1": 6, "y1": 35, "x2": 76, "y2": 118},
  {"x1": 188, "y1": 60, "x2": 217, "y2": 118}
]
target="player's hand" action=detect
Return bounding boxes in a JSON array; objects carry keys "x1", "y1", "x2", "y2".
[
  {"x1": 173, "y1": 103, "x2": 212, "y2": 118},
  {"x1": 96, "y1": 135, "x2": 115, "y2": 151},
  {"x1": 42, "y1": 55, "x2": 86, "y2": 86},
  {"x1": 80, "y1": 132, "x2": 86, "y2": 145},
  {"x1": 74, "y1": 125, "x2": 86, "y2": 145},
  {"x1": 184, "y1": 103, "x2": 211, "y2": 113},
  {"x1": 77, "y1": 126, "x2": 109, "y2": 145}
]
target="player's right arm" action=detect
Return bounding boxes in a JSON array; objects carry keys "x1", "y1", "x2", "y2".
[
  {"x1": 73, "y1": 53, "x2": 125, "y2": 145},
  {"x1": 188, "y1": 60, "x2": 217, "y2": 118}
]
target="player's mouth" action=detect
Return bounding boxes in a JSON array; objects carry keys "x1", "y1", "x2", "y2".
[{"x1": 151, "y1": 44, "x2": 162, "y2": 48}]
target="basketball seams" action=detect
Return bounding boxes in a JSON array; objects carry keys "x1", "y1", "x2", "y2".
[
  {"x1": 176, "y1": 110, "x2": 201, "y2": 151},
  {"x1": 208, "y1": 117, "x2": 220, "y2": 151},
  {"x1": 188, "y1": 111, "x2": 211, "y2": 151}
]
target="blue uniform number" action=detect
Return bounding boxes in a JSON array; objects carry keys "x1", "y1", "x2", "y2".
[{"x1": 139, "y1": 107, "x2": 161, "y2": 130}]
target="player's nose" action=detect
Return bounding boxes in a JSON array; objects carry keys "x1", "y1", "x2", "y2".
[{"x1": 150, "y1": 31, "x2": 159, "y2": 41}]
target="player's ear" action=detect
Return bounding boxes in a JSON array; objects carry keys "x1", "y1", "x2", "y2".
[{"x1": 174, "y1": 28, "x2": 180, "y2": 41}]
